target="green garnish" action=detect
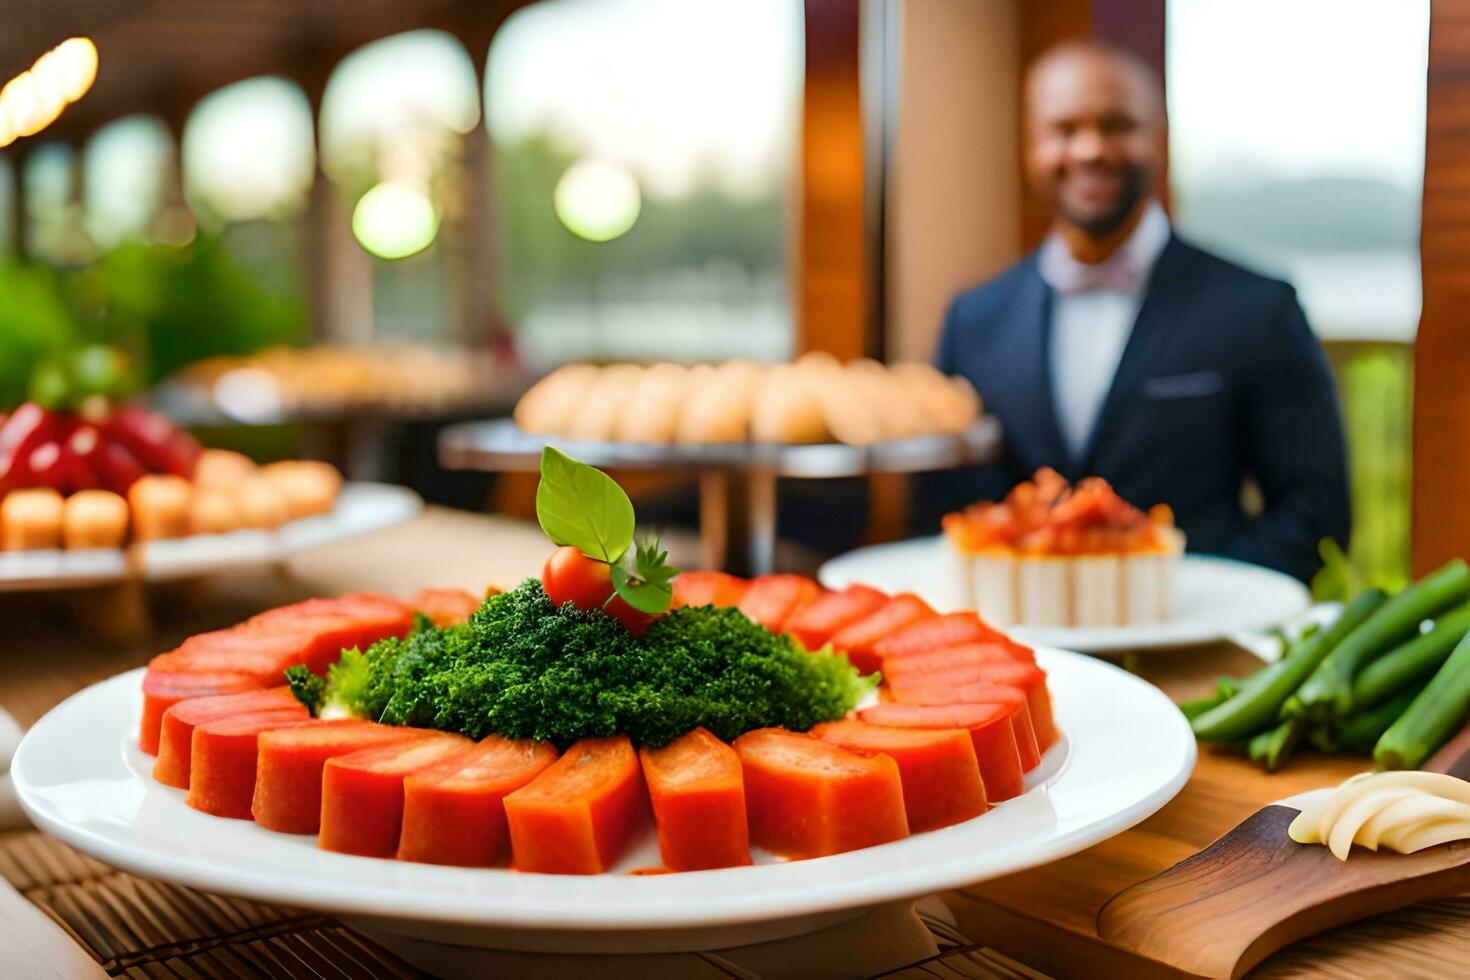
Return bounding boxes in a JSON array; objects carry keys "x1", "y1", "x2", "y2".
[
  {"x1": 610, "y1": 537, "x2": 678, "y2": 614},
  {"x1": 535, "y1": 446, "x2": 634, "y2": 564},
  {"x1": 292, "y1": 579, "x2": 878, "y2": 747},
  {"x1": 283, "y1": 665, "x2": 324, "y2": 714}
]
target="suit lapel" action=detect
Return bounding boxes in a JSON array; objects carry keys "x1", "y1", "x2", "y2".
[
  {"x1": 1006, "y1": 262, "x2": 1078, "y2": 479},
  {"x1": 1081, "y1": 237, "x2": 1194, "y2": 472}
]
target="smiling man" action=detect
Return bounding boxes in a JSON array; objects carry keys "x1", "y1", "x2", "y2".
[{"x1": 913, "y1": 40, "x2": 1350, "y2": 582}]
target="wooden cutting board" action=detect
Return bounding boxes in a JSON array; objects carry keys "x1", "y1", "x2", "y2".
[{"x1": 1097, "y1": 724, "x2": 1470, "y2": 978}]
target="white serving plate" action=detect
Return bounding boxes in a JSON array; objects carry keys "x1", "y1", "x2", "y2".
[
  {"x1": 12, "y1": 650, "x2": 1194, "y2": 954},
  {"x1": 820, "y1": 536, "x2": 1311, "y2": 653},
  {"x1": 0, "y1": 482, "x2": 421, "y2": 592}
]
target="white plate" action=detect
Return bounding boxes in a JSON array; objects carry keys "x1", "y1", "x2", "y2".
[
  {"x1": 820, "y1": 537, "x2": 1311, "y2": 653},
  {"x1": 0, "y1": 482, "x2": 421, "y2": 592},
  {"x1": 12, "y1": 651, "x2": 1194, "y2": 953}
]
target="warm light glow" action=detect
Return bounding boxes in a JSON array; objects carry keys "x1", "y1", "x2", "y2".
[
  {"x1": 553, "y1": 159, "x2": 642, "y2": 242},
  {"x1": 0, "y1": 37, "x2": 99, "y2": 146},
  {"x1": 351, "y1": 182, "x2": 439, "y2": 259}
]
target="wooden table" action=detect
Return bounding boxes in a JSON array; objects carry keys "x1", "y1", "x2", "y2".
[{"x1": 2, "y1": 508, "x2": 1467, "y2": 977}]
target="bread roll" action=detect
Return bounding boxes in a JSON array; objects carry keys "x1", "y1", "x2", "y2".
[
  {"x1": 2, "y1": 488, "x2": 64, "y2": 550},
  {"x1": 677, "y1": 360, "x2": 764, "y2": 443},
  {"x1": 62, "y1": 490, "x2": 129, "y2": 549},
  {"x1": 812, "y1": 362, "x2": 883, "y2": 445},
  {"x1": 566, "y1": 364, "x2": 643, "y2": 441},
  {"x1": 234, "y1": 478, "x2": 291, "y2": 530},
  {"x1": 127, "y1": 475, "x2": 193, "y2": 540},
  {"x1": 261, "y1": 460, "x2": 342, "y2": 519},
  {"x1": 514, "y1": 364, "x2": 600, "y2": 435},
  {"x1": 615, "y1": 363, "x2": 691, "y2": 443},
  {"x1": 750, "y1": 364, "x2": 830, "y2": 443},
  {"x1": 846, "y1": 359, "x2": 931, "y2": 439},
  {"x1": 193, "y1": 449, "x2": 257, "y2": 489},
  {"x1": 892, "y1": 362, "x2": 981, "y2": 434},
  {"x1": 188, "y1": 487, "x2": 244, "y2": 535}
]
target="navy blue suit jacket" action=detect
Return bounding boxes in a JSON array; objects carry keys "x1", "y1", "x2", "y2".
[{"x1": 912, "y1": 235, "x2": 1351, "y2": 583}]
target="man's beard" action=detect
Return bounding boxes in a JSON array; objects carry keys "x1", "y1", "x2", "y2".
[{"x1": 1059, "y1": 167, "x2": 1147, "y2": 239}]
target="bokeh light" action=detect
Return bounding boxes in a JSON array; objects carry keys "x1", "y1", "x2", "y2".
[
  {"x1": 553, "y1": 159, "x2": 642, "y2": 242},
  {"x1": 0, "y1": 37, "x2": 99, "y2": 148},
  {"x1": 351, "y1": 182, "x2": 440, "y2": 259},
  {"x1": 182, "y1": 77, "x2": 315, "y2": 223}
]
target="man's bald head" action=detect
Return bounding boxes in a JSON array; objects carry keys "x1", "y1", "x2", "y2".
[{"x1": 1024, "y1": 40, "x2": 1167, "y2": 242}]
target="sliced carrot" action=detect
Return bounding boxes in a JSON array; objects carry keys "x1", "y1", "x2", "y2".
[
  {"x1": 828, "y1": 593, "x2": 937, "y2": 674},
  {"x1": 320, "y1": 735, "x2": 476, "y2": 857},
  {"x1": 187, "y1": 713, "x2": 317, "y2": 819},
  {"x1": 733, "y1": 727, "x2": 908, "y2": 858},
  {"x1": 639, "y1": 728, "x2": 750, "y2": 871},
  {"x1": 410, "y1": 588, "x2": 480, "y2": 627},
  {"x1": 504, "y1": 735, "x2": 646, "y2": 874},
  {"x1": 784, "y1": 585, "x2": 888, "y2": 651},
  {"x1": 859, "y1": 702, "x2": 1025, "y2": 801},
  {"x1": 139, "y1": 669, "x2": 265, "y2": 755},
  {"x1": 153, "y1": 688, "x2": 306, "y2": 788},
  {"x1": 736, "y1": 575, "x2": 822, "y2": 631},
  {"x1": 889, "y1": 659, "x2": 1058, "y2": 752},
  {"x1": 811, "y1": 720, "x2": 988, "y2": 832},
  {"x1": 399, "y1": 736, "x2": 559, "y2": 867},
  {"x1": 672, "y1": 571, "x2": 749, "y2": 609},
  {"x1": 879, "y1": 642, "x2": 1030, "y2": 679},
  {"x1": 252, "y1": 721, "x2": 432, "y2": 834},
  {"x1": 873, "y1": 679, "x2": 1038, "y2": 772},
  {"x1": 872, "y1": 612, "x2": 1007, "y2": 663}
]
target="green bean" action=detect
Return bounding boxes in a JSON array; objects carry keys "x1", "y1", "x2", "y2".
[
  {"x1": 1248, "y1": 717, "x2": 1304, "y2": 772},
  {"x1": 1177, "y1": 677, "x2": 1246, "y2": 720},
  {"x1": 1337, "y1": 689, "x2": 1418, "y2": 754},
  {"x1": 1290, "y1": 561, "x2": 1470, "y2": 721},
  {"x1": 1376, "y1": 628, "x2": 1470, "y2": 770},
  {"x1": 1193, "y1": 589, "x2": 1386, "y2": 741},
  {"x1": 1308, "y1": 724, "x2": 1339, "y2": 754},
  {"x1": 1352, "y1": 604, "x2": 1470, "y2": 711}
]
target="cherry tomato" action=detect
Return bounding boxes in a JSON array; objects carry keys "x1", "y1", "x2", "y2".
[
  {"x1": 542, "y1": 546, "x2": 615, "y2": 611},
  {"x1": 605, "y1": 595, "x2": 654, "y2": 636}
]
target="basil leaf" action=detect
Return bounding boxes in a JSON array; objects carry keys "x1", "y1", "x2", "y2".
[
  {"x1": 611, "y1": 564, "x2": 675, "y2": 614},
  {"x1": 535, "y1": 446, "x2": 634, "y2": 563}
]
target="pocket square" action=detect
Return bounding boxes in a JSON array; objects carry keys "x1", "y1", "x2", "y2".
[{"x1": 1143, "y1": 371, "x2": 1225, "y2": 400}]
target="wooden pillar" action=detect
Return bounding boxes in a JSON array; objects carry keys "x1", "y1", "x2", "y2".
[
  {"x1": 1413, "y1": 4, "x2": 1469, "y2": 575},
  {"x1": 798, "y1": 0, "x2": 869, "y2": 361}
]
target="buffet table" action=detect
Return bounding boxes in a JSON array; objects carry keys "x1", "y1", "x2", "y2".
[{"x1": 2, "y1": 508, "x2": 1468, "y2": 977}]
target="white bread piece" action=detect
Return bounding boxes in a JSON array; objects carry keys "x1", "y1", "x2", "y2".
[
  {"x1": 1072, "y1": 554, "x2": 1123, "y2": 628},
  {"x1": 514, "y1": 364, "x2": 600, "y2": 435},
  {"x1": 750, "y1": 364, "x2": 831, "y2": 443},
  {"x1": 846, "y1": 359, "x2": 931, "y2": 439},
  {"x1": 891, "y1": 362, "x2": 982, "y2": 434},
  {"x1": 1018, "y1": 556, "x2": 1071, "y2": 627},
  {"x1": 970, "y1": 551, "x2": 1018, "y2": 628},
  {"x1": 1123, "y1": 553, "x2": 1167, "y2": 624},
  {"x1": 677, "y1": 360, "x2": 764, "y2": 443},
  {"x1": 565, "y1": 364, "x2": 643, "y2": 441},
  {"x1": 614, "y1": 363, "x2": 691, "y2": 443}
]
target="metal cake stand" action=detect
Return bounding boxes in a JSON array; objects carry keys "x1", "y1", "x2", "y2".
[{"x1": 438, "y1": 417, "x2": 1003, "y2": 574}]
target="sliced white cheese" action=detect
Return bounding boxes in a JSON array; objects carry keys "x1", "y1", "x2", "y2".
[
  {"x1": 1018, "y1": 557, "x2": 1070, "y2": 627},
  {"x1": 1071, "y1": 554, "x2": 1122, "y2": 628},
  {"x1": 1288, "y1": 771, "x2": 1470, "y2": 859},
  {"x1": 970, "y1": 552, "x2": 1017, "y2": 628}
]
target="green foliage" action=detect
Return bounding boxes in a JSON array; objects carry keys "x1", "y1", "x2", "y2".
[
  {"x1": 0, "y1": 264, "x2": 81, "y2": 410},
  {"x1": 328, "y1": 579, "x2": 875, "y2": 747},
  {"x1": 535, "y1": 446, "x2": 635, "y2": 563},
  {"x1": 1333, "y1": 344, "x2": 1411, "y2": 593}
]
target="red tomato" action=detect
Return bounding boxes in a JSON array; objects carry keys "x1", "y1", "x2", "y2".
[
  {"x1": 542, "y1": 546, "x2": 615, "y2": 611},
  {"x1": 605, "y1": 595, "x2": 654, "y2": 636}
]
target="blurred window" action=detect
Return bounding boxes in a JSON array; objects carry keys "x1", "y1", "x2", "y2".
[
  {"x1": 486, "y1": 0, "x2": 803, "y2": 366},
  {"x1": 84, "y1": 115, "x2": 170, "y2": 248},
  {"x1": 1167, "y1": 0, "x2": 1429, "y2": 342},
  {"x1": 182, "y1": 77, "x2": 315, "y2": 225}
]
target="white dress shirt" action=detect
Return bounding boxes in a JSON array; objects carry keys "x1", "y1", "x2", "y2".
[{"x1": 1038, "y1": 201, "x2": 1171, "y2": 460}]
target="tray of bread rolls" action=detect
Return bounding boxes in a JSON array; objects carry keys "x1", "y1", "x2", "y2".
[{"x1": 440, "y1": 355, "x2": 1002, "y2": 477}]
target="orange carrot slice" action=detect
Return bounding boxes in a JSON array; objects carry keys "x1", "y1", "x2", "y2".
[
  {"x1": 320, "y1": 735, "x2": 476, "y2": 857},
  {"x1": 733, "y1": 727, "x2": 908, "y2": 858},
  {"x1": 872, "y1": 612, "x2": 1007, "y2": 663},
  {"x1": 736, "y1": 575, "x2": 822, "y2": 631},
  {"x1": 828, "y1": 593, "x2": 937, "y2": 674},
  {"x1": 784, "y1": 585, "x2": 888, "y2": 651},
  {"x1": 873, "y1": 681, "x2": 1039, "y2": 772},
  {"x1": 879, "y1": 642, "x2": 1030, "y2": 678},
  {"x1": 812, "y1": 720, "x2": 988, "y2": 831},
  {"x1": 889, "y1": 659, "x2": 1058, "y2": 751},
  {"x1": 410, "y1": 588, "x2": 480, "y2": 627},
  {"x1": 639, "y1": 728, "x2": 750, "y2": 870},
  {"x1": 859, "y1": 702, "x2": 1025, "y2": 801},
  {"x1": 139, "y1": 669, "x2": 265, "y2": 755},
  {"x1": 672, "y1": 571, "x2": 749, "y2": 609},
  {"x1": 252, "y1": 721, "x2": 432, "y2": 834},
  {"x1": 504, "y1": 735, "x2": 646, "y2": 874},
  {"x1": 399, "y1": 736, "x2": 559, "y2": 867},
  {"x1": 153, "y1": 688, "x2": 306, "y2": 788},
  {"x1": 187, "y1": 713, "x2": 317, "y2": 819}
]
